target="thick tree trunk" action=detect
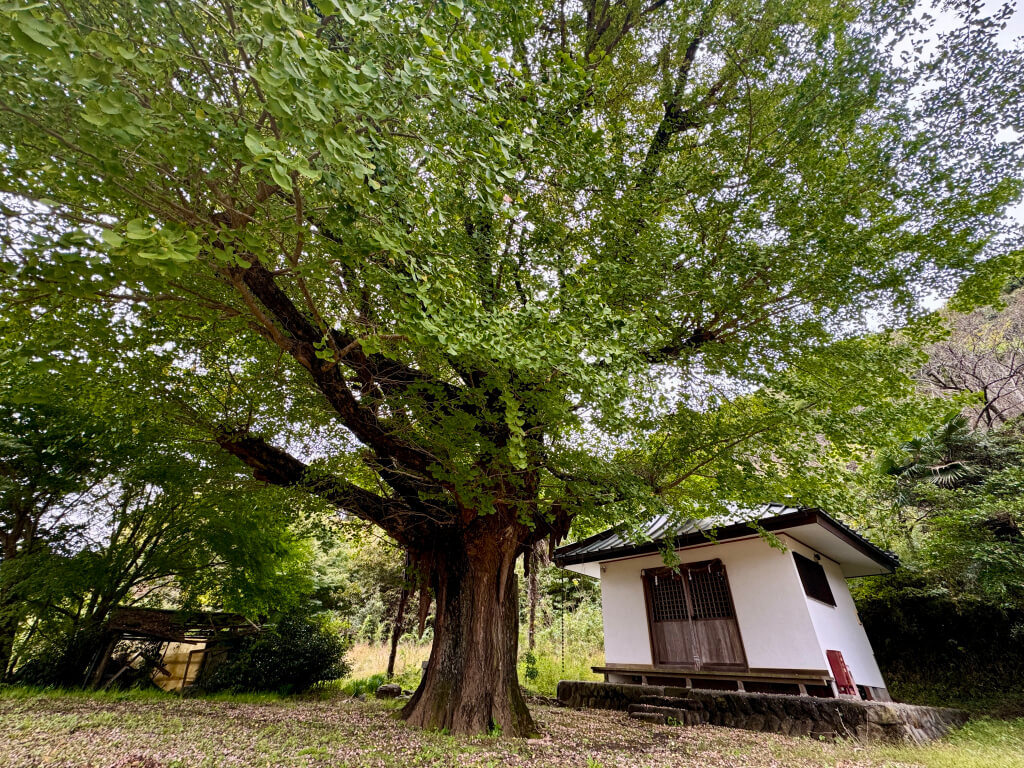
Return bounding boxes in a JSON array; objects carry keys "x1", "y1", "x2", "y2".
[{"x1": 400, "y1": 532, "x2": 536, "y2": 737}]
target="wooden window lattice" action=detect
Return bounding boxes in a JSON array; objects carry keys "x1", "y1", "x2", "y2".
[
  {"x1": 687, "y1": 570, "x2": 735, "y2": 620},
  {"x1": 650, "y1": 573, "x2": 689, "y2": 621}
]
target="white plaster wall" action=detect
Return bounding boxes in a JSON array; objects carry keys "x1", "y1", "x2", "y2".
[
  {"x1": 599, "y1": 555, "x2": 654, "y2": 665},
  {"x1": 599, "y1": 536, "x2": 827, "y2": 671},
  {"x1": 717, "y1": 538, "x2": 825, "y2": 671},
  {"x1": 784, "y1": 537, "x2": 887, "y2": 689}
]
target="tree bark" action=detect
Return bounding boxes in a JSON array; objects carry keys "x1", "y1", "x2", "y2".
[{"x1": 400, "y1": 529, "x2": 536, "y2": 737}]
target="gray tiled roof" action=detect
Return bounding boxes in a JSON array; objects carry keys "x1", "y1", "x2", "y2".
[{"x1": 554, "y1": 502, "x2": 898, "y2": 570}]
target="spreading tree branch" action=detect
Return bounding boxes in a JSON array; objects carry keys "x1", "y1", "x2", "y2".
[{"x1": 214, "y1": 428, "x2": 424, "y2": 544}]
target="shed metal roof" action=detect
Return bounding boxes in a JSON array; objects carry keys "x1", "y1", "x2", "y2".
[
  {"x1": 106, "y1": 607, "x2": 257, "y2": 643},
  {"x1": 553, "y1": 503, "x2": 899, "y2": 577}
]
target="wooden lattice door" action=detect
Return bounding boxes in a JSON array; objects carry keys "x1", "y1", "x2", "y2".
[
  {"x1": 643, "y1": 560, "x2": 747, "y2": 670},
  {"x1": 643, "y1": 568, "x2": 697, "y2": 666}
]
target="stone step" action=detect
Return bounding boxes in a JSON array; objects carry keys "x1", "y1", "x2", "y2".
[
  {"x1": 628, "y1": 711, "x2": 667, "y2": 725},
  {"x1": 558, "y1": 681, "x2": 969, "y2": 742},
  {"x1": 627, "y1": 703, "x2": 706, "y2": 726},
  {"x1": 636, "y1": 695, "x2": 702, "y2": 710}
]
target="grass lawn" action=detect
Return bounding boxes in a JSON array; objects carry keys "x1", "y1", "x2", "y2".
[{"x1": 0, "y1": 688, "x2": 1022, "y2": 768}]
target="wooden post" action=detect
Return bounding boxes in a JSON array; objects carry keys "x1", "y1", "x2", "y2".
[
  {"x1": 181, "y1": 647, "x2": 207, "y2": 692},
  {"x1": 102, "y1": 649, "x2": 143, "y2": 690},
  {"x1": 88, "y1": 634, "x2": 118, "y2": 690}
]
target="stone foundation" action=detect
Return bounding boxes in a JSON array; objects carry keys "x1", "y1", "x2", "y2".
[{"x1": 556, "y1": 680, "x2": 968, "y2": 743}]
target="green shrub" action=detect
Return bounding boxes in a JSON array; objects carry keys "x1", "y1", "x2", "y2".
[
  {"x1": 358, "y1": 615, "x2": 379, "y2": 645},
  {"x1": 374, "y1": 620, "x2": 391, "y2": 646},
  {"x1": 10, "y1": 622, "x2": 108, "y2": 688},
  {"x1": 340, "y1": 672, "x2": 388, "y2": 697},
  {"x1": 523, "y1": 650, "x2": 539, "y2": 683},
  {"x1": 856, "y1": 578, "x2": 1024, "y2": 713},
  {"x1": 399, "y1": 627, "x2": 432, "y2": 645},
  {"x1": 198, "y1": 610, "x2": 351, "y2": 694}
]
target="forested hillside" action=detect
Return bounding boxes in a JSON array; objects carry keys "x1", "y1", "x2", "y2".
[{"x1": 849, "y1": 291, "x2": 1024, "y2": 714}]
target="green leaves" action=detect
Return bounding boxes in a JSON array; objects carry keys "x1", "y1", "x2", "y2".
[
  {"x1": 313, "y1": 335, "x2": 336, "y2": 362},
  {"x1": 244, "y1": 132, "x2": 268, "y2": 156},
  {"x1": 0, "y1": 0, "x2": 1021, "y2": 550},
  {"x1": 358, "y1": 335, "x2": 381, "y2": 356},
  {"x1": 502, "y1": 390, "x2": 528, "y2": 470},
  {"x1": 99, "y1": 229, "x2": 123, "y2": 247},
  {"x1": 124, "y1": 218, "x2": 155, "y2": 240},
  {"x1": 95, "y1": 220, "x2": 200, "y2": 276},
  {"x1": 8, "y1": 7, "x2": 60, "y2": 56},
  {"x1": 268, "y1": 164, "x2": 293, "y2": 193}
]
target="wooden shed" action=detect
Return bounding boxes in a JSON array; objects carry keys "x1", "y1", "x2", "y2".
[
  {"x1": 554, "y1": 504, "x2": 898, "y2": 701},
  {"x1": 89, "y1": 608, "x2": 259, "y2": 691}
]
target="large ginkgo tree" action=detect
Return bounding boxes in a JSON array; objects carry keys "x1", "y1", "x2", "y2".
[{"x1": 1, "y1": 0, "x2": 1021, "y2": 735}]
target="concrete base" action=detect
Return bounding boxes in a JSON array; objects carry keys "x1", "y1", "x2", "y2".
[{"x1": 556, "y1": 680, "x2": 968, "y2": 743}]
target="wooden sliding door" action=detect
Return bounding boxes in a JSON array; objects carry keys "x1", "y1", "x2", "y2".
[
  {"x1": 642, "y1": 560, "x2": 746, "y2": 671},
  {"x1": 687, "y1": 565, "x2": 746, "y2": 669},
  {"x1": 644, "y1": 568, "x2": 697, "y2": 666}
]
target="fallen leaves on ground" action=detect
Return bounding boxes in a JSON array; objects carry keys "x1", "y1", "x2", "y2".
[{"x1": 0, "y1": 692, "x2": 924, "y2": 768}]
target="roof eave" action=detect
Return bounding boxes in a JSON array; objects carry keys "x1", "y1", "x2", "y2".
[{"x1": 553, "y1": 507, "x2": 898, "y2": 574}]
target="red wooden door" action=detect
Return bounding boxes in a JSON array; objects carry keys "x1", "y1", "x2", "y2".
[{"x1": 826, "y1": 649, "x2": 857, "y2": 696}]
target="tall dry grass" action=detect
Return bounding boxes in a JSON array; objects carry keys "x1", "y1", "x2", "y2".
[{"x1": 345, "y1": 642, "x2": 431, "y2": 681}]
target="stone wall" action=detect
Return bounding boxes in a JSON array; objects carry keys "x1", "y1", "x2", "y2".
[{"x1": 556, "y1": 680, "x2": 968, "y2": 743}]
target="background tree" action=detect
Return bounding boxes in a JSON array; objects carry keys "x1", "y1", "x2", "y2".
[
  {"x1": 919, "y1": 290, "x2": 1024, "y2": 429},
  {"x1": 1, "y1": 0, "x2": 1021, "y2": 734},
  {"x1": 841, "y1": 284, "x2": 1024, "y2": 711},
  {"x1": 0, "y1": 362, "x2": 125, "y2": 678},
  {"x1": 19, "y1": 455, "x2": 323, "y2": 687},
  {"x1": 876, "y1": 416, "x2": 1022, "y2": 555},
  {"x1": 852, "y1": 414, "x2": 1024, "y2": 711},
  {"x1": 0, "y1": 365, "x2": 327, "y2": 686},
  {"x1": 525, "y1": 541, "x2": 548, "y2": 653},
  {"x1": 0, "y1": 303, "x2": 331, "y2": 684},
  {"x1": 312, "y1": 528, "x2": 411, "y2": 646}
]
